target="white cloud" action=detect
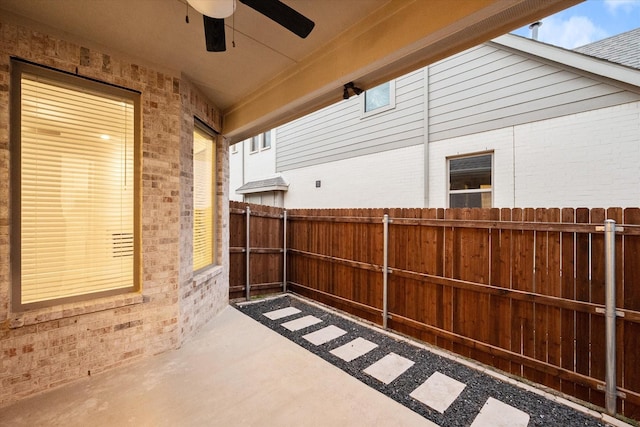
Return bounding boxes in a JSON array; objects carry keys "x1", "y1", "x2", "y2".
[
  {"x1": 536, "y1": 15, "x2": 609, "y2": 49},
  {"x1": 604, "y1": 0, "x2": 640, "y2": 14}
]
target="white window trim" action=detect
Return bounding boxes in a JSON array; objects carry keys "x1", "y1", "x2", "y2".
[
  {"x1": 360, "y1": 80, "x2": 396, "y2": 118},
  {"x1": 446, "y1": 152, "x2": 494, "y2": 208}
]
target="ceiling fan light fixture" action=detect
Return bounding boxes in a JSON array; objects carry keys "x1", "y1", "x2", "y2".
[{"x1": 189, "y1": 0, "x2": 236, "y2": 18}]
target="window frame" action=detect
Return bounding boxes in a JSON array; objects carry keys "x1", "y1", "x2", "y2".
[
  {"x1": 250, "y1": 135, "x2": 259, "y2": 153},
  {"x1": 261, "y1": 130, "x2": 271, "y2": 150},
  {"x1": 447, "y1": 152, "x2": 493, "y2": 208},
  {"x1": 10, "y1": 58, "x2": 141, "y2": 311},
  {"x1": 360, "y1": 80, "x2": 396, "y2": 118},
  {"x1": 192, "y1": 118, "x2": 218, "y2": 272}
]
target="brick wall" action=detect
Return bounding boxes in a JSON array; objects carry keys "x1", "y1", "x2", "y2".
[
  {"x1": 0, "y1": 12, "x2": 227, "y2": 406},
  {"x1": 513, "y1": 102, "x2": 640, "y2": 207},
  {"x1": 178, "y1": 77, "x2": 229, "y2": 342}
]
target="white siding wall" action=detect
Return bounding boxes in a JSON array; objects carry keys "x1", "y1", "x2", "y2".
[
  {"x1": 228, "y1": 142, "x2": 244, "y2": 202},
  {"x1": 283, "y1": 145, "x2": 424, "y2": 208},
  {"x1": 244, "y1": 133, "x2": 277, "y2": 181},
  {"x1": 513, "y1": 102, "x2": 640, "y2": 207},
  {"x1": 228, "y1": 131, "x2": 278, "y2": 201}
]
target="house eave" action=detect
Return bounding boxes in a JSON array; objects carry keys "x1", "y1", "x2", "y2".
[{"x1": 491, "y1": 34, "x2": 640, "y2": 90}]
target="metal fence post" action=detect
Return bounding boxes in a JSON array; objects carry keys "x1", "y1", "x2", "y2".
[
  {"x1": 382, "y1": 214, "x2": 390, "y2": 329},
  {"x1": 283, "y1": 210, "x2": 287, "y2": 293},
  {"x1": 245, "y1": 206, "x2": 251, "y2": 301},
  {"x1": 604, "y1": 219, "x2": 617, "y2": 415}
]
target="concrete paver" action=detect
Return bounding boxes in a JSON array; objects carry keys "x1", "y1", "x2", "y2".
[
  {"x1": 470, "y1": 397, "x2": 530, "y2": 427},
  {"x1": 280, "y1": 314, "x2": 322, "y2": 331},
  {"x1": 363, "y1": 352, "x2": 414, "y2": 385},
  {"x1": 302, "y1": 325, "x2": 347, "y2": 346},
  {"x1": 410, "y1": 371, "x2": 467, "y2": 414},
  {"x1": 263, "y1": 306, "x2": 301, "y2": 320},
  {"x1": 330, "y1": 337, "x2": 378, "y2": 362}
]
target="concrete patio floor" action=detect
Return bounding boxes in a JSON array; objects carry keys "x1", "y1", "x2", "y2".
[{"x1": 0, "y1": 305, "x2": 436, "y2": 427}]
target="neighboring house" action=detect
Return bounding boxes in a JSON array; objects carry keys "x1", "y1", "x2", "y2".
[
  {"x1": 229, "y1": 130, "x2": 289, "y2": 207},
  {"x1": 230, "y1": 29, "x2": 640, "y2": 209}
]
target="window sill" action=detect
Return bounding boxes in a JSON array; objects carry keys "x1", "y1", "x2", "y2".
[
  {"x1": 193, "y1": 264, "x2": 223, "y2": 283},
  {"x1": 7, "y1": 293, "x2": 144, "y2": 329}
]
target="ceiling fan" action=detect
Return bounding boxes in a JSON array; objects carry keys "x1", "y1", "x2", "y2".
[{"x1": 188, "y1": 0, "x2": 315, "y2": 52}]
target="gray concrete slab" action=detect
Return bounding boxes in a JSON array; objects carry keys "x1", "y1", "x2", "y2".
[{"x1": 0, "y1": 306, "x2": 436, "y2": 427}]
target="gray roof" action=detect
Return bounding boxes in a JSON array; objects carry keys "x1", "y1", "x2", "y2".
[
  {"x1": 236, "y1": 176, "x2": 289, "y2": 194},
  {"x1": 574, "y1": 27, "x2": 640, "y2": 70}
]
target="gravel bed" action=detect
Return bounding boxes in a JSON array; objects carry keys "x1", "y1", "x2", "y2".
[{"x1": 236, "y1": 295, "x2": 607, "y2": 427}]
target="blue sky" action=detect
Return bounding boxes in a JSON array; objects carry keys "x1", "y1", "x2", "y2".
[{"x1": 511, "y1": 0, "x2": 640, "y2": 48}]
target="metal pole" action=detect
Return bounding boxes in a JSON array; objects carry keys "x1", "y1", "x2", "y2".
[
  {"x1": 604, "y1": 219, "x2": 617, "y2": 415},
  {"x1": 245, "y1": 206, "x2": 251, "y2": 301},
  {"x1": 382, "y1": 214, "x2": 389, "y2": 329},
  {"x1": 283, "y1": 210, "x2": 287, "y2": 293}
]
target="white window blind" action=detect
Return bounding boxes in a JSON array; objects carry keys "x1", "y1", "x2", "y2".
[
  {"x1": 18, "y1": 70, "x2": 135, "y2": 305},
  {"x1": 193, "y1": 126, "x2": 215, "y2": 271}
]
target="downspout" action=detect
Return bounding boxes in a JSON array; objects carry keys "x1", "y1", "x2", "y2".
[
  {"x1": 241, "y1": 139, "x2": 246, "y2": 202},
  {"x1": 423, "y1": 66, "x2": 430, "y2": 207}
]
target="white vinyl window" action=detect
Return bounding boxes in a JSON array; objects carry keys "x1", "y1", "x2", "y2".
[
  {"x1": 11, "y1": 60, "x2": 140, "y2": 310},
  {"x1": 193, "y1": 123, "x2": 216, "y2": 271},
  {"x1": 261, "y1": 130, "x2": 271, "y2": 150},
  {"x1": 448, "y1": 153, "x2": 493, "y2": 208},
  {"x1": 250, "y1": 135, "x2": 259, "y2": 153},
  {"x1": 361, "y1": 81, "x2": 395, "y2": 117}
]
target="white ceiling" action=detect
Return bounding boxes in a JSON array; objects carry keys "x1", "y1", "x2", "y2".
[{"x1": 0, "y1": 0, "x2": 388, "y2": 110}]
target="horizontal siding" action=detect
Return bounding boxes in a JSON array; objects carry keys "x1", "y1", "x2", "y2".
[
  {"x1": 276, "y1": 39, "x2": 640, "y2": 172},
  {"x1": 431, "y1": 92, "x2": 640, "y2": 141},
  {"x1": 277, "y1": 70, "x2": 424, "y2": 171},
  {"x1": 428, "y1": 43, "x2": 640, "y2": 141}
]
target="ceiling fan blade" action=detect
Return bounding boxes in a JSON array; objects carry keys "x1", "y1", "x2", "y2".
[
  {"x1": 239, "y1": 0, "x2": 315, "y2": 38},
  {"x1": 203, "y1": 15, "x2": 226, "y2": 52}
]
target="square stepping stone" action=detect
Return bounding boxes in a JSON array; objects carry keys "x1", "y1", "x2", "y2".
[
  {"x1": 363, "y1": 352, "x2": 414, "y2": 384},
  {"x1": 330, "y1": 337, "x2": 378, "y2": 362},
  {"x1": 281, "y1": 315, "x2": 322, "y2": 331},
  {"x1": 302, "y1": 325, "x2": 347, "y2": 346},
  {"x1": 410, "y1": 371, "x2": 466, "y2": 414},
  {"x1": 470, "y1": 397, "x2": 530, "y2": 427},
  {"x1": 263, "y1": 307, "x2": 301, "y2": 320}
]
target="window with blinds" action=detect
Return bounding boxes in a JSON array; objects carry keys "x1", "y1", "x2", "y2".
[
  {"x1": 11, "y1": 60, "x2": 140, "y2": 310},
  {"x1": 193, "y1": 124, "x2": 216, "y2": 271}
]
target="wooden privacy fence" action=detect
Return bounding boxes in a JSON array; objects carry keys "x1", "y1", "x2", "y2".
[
  {"x1": 229, "y1": 203, "x2": 640, "y2": 421},
  {"x1": 229, "y1": 201, "x2": 285, "y2": 300}
]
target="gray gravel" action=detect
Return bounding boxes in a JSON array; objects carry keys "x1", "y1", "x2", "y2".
[{"x1": 236, "y1": 294, "x2": 607, "y2": 427}]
